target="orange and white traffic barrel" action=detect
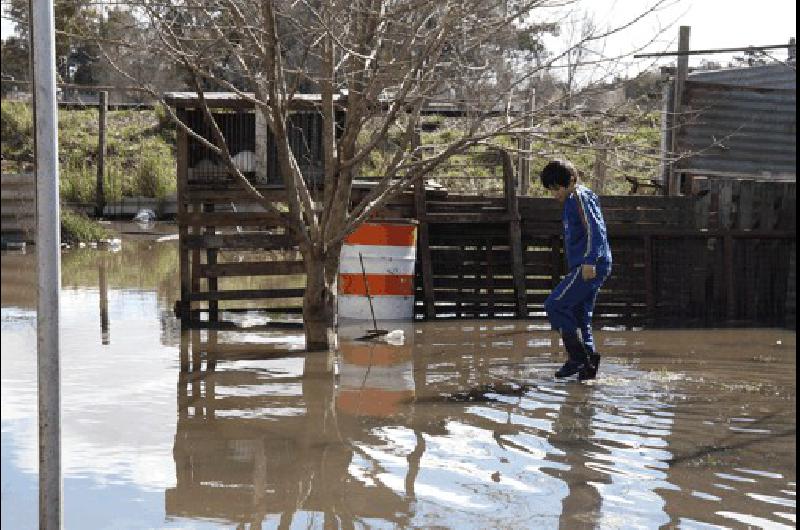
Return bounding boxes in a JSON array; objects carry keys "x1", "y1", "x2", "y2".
[{"x1": 338, "y1": 222, "x2": 417, "y2": 321}]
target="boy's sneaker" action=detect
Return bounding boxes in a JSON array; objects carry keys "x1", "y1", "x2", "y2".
[
  {"x1": 578, "y1": 354, "x2": 601, "y2": 381},
  {"x1": 555, "y1": 359, "x2": 586, "y2": 378}
]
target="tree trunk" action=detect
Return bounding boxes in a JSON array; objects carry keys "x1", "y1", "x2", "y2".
[{"x1": 303, "y1": 247, "x2": 339, "y2": 351}]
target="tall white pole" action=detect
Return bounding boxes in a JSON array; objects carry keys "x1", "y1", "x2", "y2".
[{"x1": 31, "y1": 0, "x2": 62, "y2": 525}]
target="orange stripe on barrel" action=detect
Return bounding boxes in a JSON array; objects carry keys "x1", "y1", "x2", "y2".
[
  {"x1": 339, "y1": 273, "x2": 414, "y2": 296},
  {"x1": 344, "y1": 223, "x2": 417, "y2": 246},
  {"x1": 343, "y1": 344, "x2": 411, "y2": 366},
  {"x1": 337, "y1": 389, "x2": 414, "y2": 417}
]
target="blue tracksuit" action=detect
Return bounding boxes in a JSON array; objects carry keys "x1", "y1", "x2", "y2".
[{"x1": 544, "y1": 185, "x2": 612, "y2": 351}]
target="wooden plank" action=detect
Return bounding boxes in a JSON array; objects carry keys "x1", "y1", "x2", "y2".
[
  {"x1": 199, "y1": 261, "x2": 305, "y2": 278},
  {"x1": 0, "y1": 173, "x2": 35, "y2": 187},
  {"x1": 456, "y1": 243, "x2": 466, "y2": 315},
  {"x1": 502, "y1": 149, "x2": 527, "y2": 318},
  {"x1": 424, "y1": 212, "x2": 513, "y2": 223},
  {"x1": 550, "y1": 235, "x2": 563, "y2": 288},
  {"x1": 0, "y1": 188, "x2": 35, "y2": 201},
  {"x1": 485, "y1": 239, "x2": 495, "y2": 315},
  {"x1": 521, "y1": 278, "x2": 559, "y2": 290},
  {"x1": 188, "y1": 288, "x2": 305, "y2": 302},
  {"x1": 426, "y1": 200, "x2": 495, "y2": 207},
  {"x1": 184, "y1": 233, "x2": 296, "y2": 250},
  {"x1": 784, "y1": 183, "x2": 796, "y2": 228},
  {"x1": 718, "y1": 179, "x2": 733, "y2": 229},
  {"x1": 205, "y1": 203, "x2": 219, "y2": 322},
  {"x1": 600, "y1": 196, "x2": 693, "y2": 209},
  {"x1": 691, "y1": 177, "x2": 711, "y2": 229},
  {"x1": 179, "y1": 211, "x2": 283, "y2": 227},
  {"x1": 0, "y1": 203, "x2": 36, "y2": 217},
  {"x1": 96, "y1": 91, "x2": 107, "y2": 216},
  {"x1": 177, "y1": 119, "x2": 191, "y2": 321},
  {"x1": 191, "y1": 202, "x2": 202, "y2": 313},
  {"x1": 644, "y1": 235, "x2": 654, "y2": 319},
  {"x1": 737, "y1": 180, "x2": 754, "y2": 230},
  {"x1": 429, "y1": 250, "x2": 513, "y2": 265},
  {"x1": 761, "y1": 185, "x2": 777, "y2": 231},
  {"x1": 430, "y1": 292, "x2": 518, "y2": 303},
  {"x1": 186, "y1": 187, "x2": 289, "y2": 202},
  {"x1": 603, "y1": 209, "x2": 689, "y2": 224},
  {"x1": 524, "y1": 263, "x2": 558, "y2": 276},
  {"x1": 415, "y1": 182, "x2": 435, "y2": 320},
  {"x1": 189, "y1": 306, "x2": 303, "y2": 314}
]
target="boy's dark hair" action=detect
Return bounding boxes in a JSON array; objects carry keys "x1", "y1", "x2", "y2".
[{"x1": 540, "y1": 159, "x2": 578, "y2": 189}]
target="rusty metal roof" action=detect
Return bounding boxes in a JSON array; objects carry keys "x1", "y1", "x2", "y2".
[
  {"x1": 689, "y1": 63, "x2": 796, "y2": 90},
  {"x1": 675, "y1": 79, "x2": 796, "y2": 179}
]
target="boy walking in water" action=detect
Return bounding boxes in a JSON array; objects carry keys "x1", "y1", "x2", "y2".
[{"x1": 541, "y1": 160, "x2": 612, "y2": 381}]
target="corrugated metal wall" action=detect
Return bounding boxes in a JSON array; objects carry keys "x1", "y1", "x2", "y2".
[
  {"x1": 675, "y1": 80, "x2": 796, "y2": 178},
  {"x1": 689, "y1": 63, "x2": 796, "y2": 89}
]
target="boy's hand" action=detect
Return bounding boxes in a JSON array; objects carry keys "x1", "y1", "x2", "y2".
[{"x1": 581, "y1": 264, "x2": 597, "y2": 281}]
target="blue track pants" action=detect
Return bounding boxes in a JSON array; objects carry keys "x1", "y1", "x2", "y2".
[{"x1": 544, "y1": 262, "x2": 611, "y2": 352}]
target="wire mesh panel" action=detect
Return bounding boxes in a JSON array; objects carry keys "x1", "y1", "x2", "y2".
[{"x1": 186, "y1": 110, "x2": 256, "y2": 185}]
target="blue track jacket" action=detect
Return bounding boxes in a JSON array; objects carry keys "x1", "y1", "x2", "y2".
[{"x1": 563, "y1": 185, "x2": 612, "y2": 270}]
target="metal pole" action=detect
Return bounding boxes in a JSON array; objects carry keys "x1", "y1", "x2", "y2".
[{"x1": 31, "y1": 0, "x2": 62, "y2": 525}]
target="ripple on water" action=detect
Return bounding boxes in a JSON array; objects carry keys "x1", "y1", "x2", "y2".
[{"x1": 716, "y1": 511, "x2": 796, "y2": 529}]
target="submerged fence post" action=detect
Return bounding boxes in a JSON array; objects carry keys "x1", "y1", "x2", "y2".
[{"x1": 31, "y1": 0, "x2": 63, "y2": 525}]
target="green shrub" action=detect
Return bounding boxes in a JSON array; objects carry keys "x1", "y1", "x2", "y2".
[
  {"x1": 60, "y1": 209, "x2": 112, "y2": 244},
  {"x1": 2, "y1": 104, "x2": 177, "y2": 203},
  {"x1": 0, "y1": 100, "x2": 34, "y2": 163}
]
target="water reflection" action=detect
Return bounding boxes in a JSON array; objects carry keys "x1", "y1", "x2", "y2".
[
  {"x1": 544, "y1": 383, "x2": 608, "y2": 529},
  {"x1": 99, "y1": 257, "x2": 110, "y2": 344},
  {"x1": 1, "y1": 241, "x2": 796, "y2": 529},
  {"x1": 171, "y1": 329, "x2": 408, "y2": 528},
  {"x1": 163, "y1": 326, "x2": 698, "y2": 528}
]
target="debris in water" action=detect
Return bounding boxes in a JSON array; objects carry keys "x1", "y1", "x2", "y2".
[
  {"x1": 416, "y1": 381, "x2": 537, "y2": 404},
  {"x1": 133, "y1": 209, "x2": 156, "y2": 225}
]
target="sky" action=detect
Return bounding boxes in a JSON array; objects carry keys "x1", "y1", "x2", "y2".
[
  {"x1": 1, "y1": 0, "x2": 796, "y2": 75},
  {"x1": 547, "y1": 0, "x2": 797, "y2": 76}
]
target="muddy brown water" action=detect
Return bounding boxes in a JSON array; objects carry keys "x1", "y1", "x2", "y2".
[{"x1": 1, "y1": 234, "x2": 796, "y2": 529}]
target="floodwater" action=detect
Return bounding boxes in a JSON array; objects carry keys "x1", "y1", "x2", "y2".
[{"x1": 1, "y1": 232, "x2": 796, "y2": 529}]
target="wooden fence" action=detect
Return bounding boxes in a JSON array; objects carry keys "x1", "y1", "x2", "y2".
[
  {"x1": 174, "y1": 141, "x2": 796, "y2": 329},
  {"x1": 0, "y1": 172, "x2": 35, "y2": 243}
]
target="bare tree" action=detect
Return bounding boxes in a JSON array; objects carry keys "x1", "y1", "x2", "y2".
[
  {"x1": 94, "y1": 0, "x2": 671, "y2": 350},
  {"x1": 561, "y1": 11, "x2": 596, "y2": 110}
]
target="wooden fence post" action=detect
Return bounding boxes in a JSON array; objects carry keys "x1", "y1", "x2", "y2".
[
  {"x1": 96, "y1": 90, "x2": 107, "y2": 217},
  {"x1": 176, "y1": 110, "x2": 191, "y2": 323},
  {"x1": 206, "y1": 203, "x2": 218, "y2": 323},
  {"x1": 501, "y1": 149, "x2": 528, "y2": 318},
  {"x1": 724, "y1": 234, "x2": 736, "y2": 320},
  {"x1": 668, "y1": 26, "x2": 691, "y2": 196},
  {"x1": 551, "y1": 235, "x2": 562, "y2": 288},
  {"x1": 517, "y1": 89, "x2": 535, "y2": 196},
  {"x1": 593, "y1": 145, "x2": 608, "y2": 194},
  {"x1": 413, "y1": 127, "x2": 435, "y2": 320},
  {"x1": 691, "y1": 176, "x2": 710, "y2": 229}
]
